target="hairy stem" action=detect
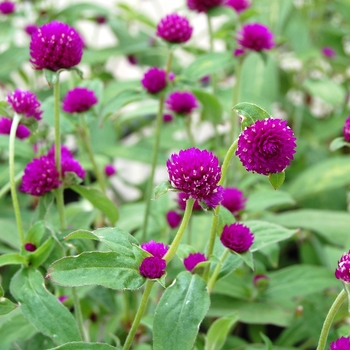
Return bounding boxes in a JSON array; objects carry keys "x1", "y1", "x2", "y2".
[{"x1": 207, "y1": 249, "x2": 229, "y2": 293}]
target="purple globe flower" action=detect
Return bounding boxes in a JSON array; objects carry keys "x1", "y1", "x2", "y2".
[
  {"x1": 167, "y1": 147, "x2": 223, "y2": 209},
  {"x1": 141, "y1": 240, "x2": 168, "y2": 258},
  {"x1": 168, "y1": 72, "x2": 175, "y2": 81},
  {"x1": 335, "y1": 251, "x2": 350, "y2": 283},
  {"x1": 21, "y1": 155, "x2": 61, "y2": 196},
  {"x1": 7, "y1": 89, "x2": 43, "y2": 120},
  {"x1": 221, "y1": 187, "x2": 247, "y2": 215},
  {"x1": 187, "y1": 0, "x2": 222, "y2": 12},
  {"x1": 166, "y1": 91, "x2": 198, "y2": 115},
  {"x1": 139, "y1": 256, "x2": 166, "y2": 279},
  {"x1": 329, "y1": 336, "x2": 350, "y2": 350},
  {"x1": 166, "y1": 211, "x2": 182, "y2": 229},
  {"x1": 156, "y1": 13, "x2": 193, "y2": 44},
  {"x1": 0, "y1": 1, "x2": 15, "y2": 14},
  {"x1": 30, "y1": 21, "x2": 84, "y2": 71},
  {"x1": 177, "y1": 192, "x2": 202, "y2": 211},
  {"x1": 141, "y1": 67, "x2": 167, "y2": 94},
  {"x1": 62, "y1": 87, "x2": 98, "y2": 113},
  {"x1": 104, "y1": 164, "x2": 116, "y2": 177},
  {"x1": 163, "y1": 113, "x2": 174, "y2": 123},
  {"x1": 0, "y1": 117, "x2": 31, "y2": 139},
  {"x1": 25, "y1": 24, "x2": 38, "y2": 36},
  {"x1": 236, "y1": 23, "x2": 275, "y2": 52},
  {"x1": 184, "y1": 252, "x2": 206, "y2": 272},
  {"x1": 220, "y1": 223, "x2": 254, "y2": 253},
  {"x1": 322, "y1": 46, "x2": 335, "y2": 59},
  {"x1": 95, "y1": 15, "x2": 107, "y2": 25},
  {"x1": 343, "y1": 116, "x2": 350, "y2": 142},
  {"x1": 234, "y1": 48, "x2": 246, "y2": 56},
  {"x1": 24, "y1": 243, "x2": 37, "y2": 252},
  {"x1": 225, "y1": 0, "x2": 251, "y2": 12},
  {"x1": 236, "y1": 118, "x2": 296, "y2": 175}
]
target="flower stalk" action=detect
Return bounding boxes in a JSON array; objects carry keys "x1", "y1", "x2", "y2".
[{"x1": 207, "y1": 248, "x2": 230, "y2": 293}]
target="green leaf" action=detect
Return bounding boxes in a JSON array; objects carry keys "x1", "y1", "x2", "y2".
[
  {"x1": 233, "y1": 102, "x2": 270, "y2": 130},
  {"x1": 192, "y1": 89, "x2": 223, "y2": 124},
  {"x1": 153, "y1": 271, "x2": 210, "y2": 350},
  {"x1": 0, "y1": 253, "x2": 27, "y2": 267},
  {"x1": 330, "y1": 137, "x2": 350, "y2": 151},
  {"x1": 205, "y1": 313, "x2": 239, "y2": 350},
  {"x1": 29, "y1": 237, "x2": 55, "y2": 268},
  {"x1": 47, "y1": 342, "x2": 117, "y2": 350},
  {"x1": 10, "y1": 268, "x2": 81, "y2": 344},
  {"x1": 69, "y1": 67, "x2": 84, "y2": 79},
  {"x1": 268, "y1": 171, "x2": 285, "y2": 190},
  {"x1": 232, "y1": 250, "x2": 254, "y2": 270},
  {"x1": 153, "y1": 180, "x2": 172, "y2": 199},
  {"x1": 0, "y1": 101, "x2": 11, "y2": 117},
  {"x1": 47, "y1": 252, "x2": 145, "y2": 290},
  {"x1": 44, "y1": 69, "x2": 59, "y2": 86},
  {"x1": 70, "y1": 185, "x2": 119, "y2": 224},
  {"x1": 0, "y1": 297, "x2": 17, "y2": 315},
  {"x1": 218, "y1": 207, "x2": 236, "y2": 234},
  {"x1": 245, "y1": 190, "x2": 295, "y2": 212},
  {"x1": 25, "y1": 221, "x2": 45, "y2": 247}
]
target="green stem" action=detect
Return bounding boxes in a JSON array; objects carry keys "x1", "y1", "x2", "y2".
[
  {"x1": 72, "y1": 287, "x2": 86, "y2": 341},
  {"x1": 123, "y1": 280, "x2": 154, "y2": 350},
  {"x1": 219, "y1": 139, "x2": 238, "y2": 187},
  {"x1": 164, "y1": 198, "x2": 194, "y2": 263},
  {"x1": 316, "y1": 289, "x2": 346, "y2": 350},
  {"x1": 207, "y1": 249, "x2": 229, "y2": 293},
  {"x1": 185, "y1": 117, "x2": 195, "y2": 147},
  {"x1": 0, "y1": 171, "x2": 23, "y2": 199},
  {"x1": 9, "y1": 113, "x2": 24, "y2": 247}
]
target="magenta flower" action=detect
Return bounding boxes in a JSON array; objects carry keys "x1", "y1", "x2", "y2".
[
  {"x1": 225, "y1": 0, "x2": 251, "y2": 12},
  {"x1": 187, "y1": 0, "x2": 222, "y2": 13},
  {"x1": 139, "y1": 256, "x2": 166, "y2": 279},
  {"x1": 253, "y1": 274, "x2": 269, "y2": 287},
  {"x1": 163, "y1": 113, "x2": 174, "y2": 123},
  {"x1": 322, "y1": 46, "x2": 335, "y2": 59},
  {"x1": 95, "y1": 15, "x2": 107, "y2": 24},
  {"x1": 141, "y1": 240, "x2": 168, "y2": 258},
  {"x1": 0, "y1": 1, "x2": 15, "y2": 14},
  {"x1": 184, "y1": 253, "x2": 206, "y2": 272},
  {"x1": 329, "y1": 336, "x2": 350, "y2": 350},
  {"x1": 236, "y1": 118, "x2": 296, "y2": 175},
  {"x1": 177, "y1": 192, "x2": 202, "y2": 211},
  {"x1": 166, "y1": 211, "x2": 182, "y2": 229},
  {"x1": 156, "y1": 14, "x2": 193, "y2": 44},
  {"x1": 343, "y1": 116, "x2": 350, "y2": 142},
  {"x1": 167, "y1": 148, "x2": 223, "y2": 209},
  {"x1": 104, "y1": 164, "x2": 116, "y2": 177},
  {"x1": 236, "y1": 23, "x2": 275, "y2": 52},
  {"x1": 335, "y1": 251, "x2": 350, "y2": 283},
  {"x1": 221, "y1": 187, "x2": 247, "y2": 215},
  {"x1": 166, "y1": 91, "x2": 198, "y2": 115},
  {"x1": 234, "y1": 48, "x2": 245, "y2": 56},
  {"x1": 58, "y1": 295, "x2": 69, "y2": 303},
  {"x1": 0, "y1": 117, "x2": 31, "y2": 139},
  {"x1": 25, "y1": 24, "x2": 38, "y2": 36},
  {"x1": 7, "y1": 89, "x2": 42, "y2": 120},
  {"x1": 220, "y1": 223, "x2": 254, "y2": 253},
  {"x1": 24, "y1": 243, "x2": 37, "y2": 252},
  {"x1": 127, "y1": 55, "x2": 138, "y2": 65},
  {"x1": 141, "y1": 67, "x2": 167, "y2": 94},
  {"x1": 62, "y1": 87, "x2": 98, "y2": 114},
  {"x1": 30, "y1": 21, "x2": 84, "y2": 71},
  {"x1": 168, "y1": 72, "x2": 175, "y2": 81}
]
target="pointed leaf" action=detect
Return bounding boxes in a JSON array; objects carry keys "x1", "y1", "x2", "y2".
[
  {"x1": 48, "y1": 342, "x2": 117, "y2": 350},
  {"x1": 44, "y1": 69, "x2": 58, "y2": 86},
  {"x1": 25, "y1": 221, "x2": 45, "y2": 247},
  {"x1": 330, "y1": 137, "x2": 350, "y2": 152},
  {"x1": 233, "y1": 102, "x2": 270, "y2": 130},
  {"x1": 0, "y1": 253, "x2": 27, "y2": 267},
  {"x1": 232, "y1": 250, "x2": 254, "y2": 270},
  {"x1": 268, "y1": 171, "x2": 285, "y2": 190},
  {"x1": 0, "y1": 297, "x2": 17, "y2": 315},
  {"x1": 29, "y1": 237, "x2": 55, "y2": 268},
  {"x1": 153, "y1": 180, "x2": 172, "y2": 200}
]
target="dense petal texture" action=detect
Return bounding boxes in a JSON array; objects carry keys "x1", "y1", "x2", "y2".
[
  {"x1": 156, "y1": 13, "x2": 193, "y2": 44},
  {"x1": 7, "y1": 89, "x2": 43, "y2": 120},
  {"x1": 25, "y1": 24, "x2": 38, "y2": 36},
  {"x1": 187, "y1": 0, "x2": 222, "y2": 12},
  {"x1": 177, "y1": 192, "x2": 202, "y2": 211},
  {"x1": 0, "y1": 117, "x2": 31, "y2": 139},
  {"x1": 225, "y1": 0, "x2": 251, "y2": 12},
  {"x1": 236, "y1": 118, "x2": 296, "y2": 175},
  {"x1": 62, "y1": 87, "x2": 98, "y2": 113},
  {"x1": 343, "y1": 116, "x2": 350, "y2": 142},
  {"x1": 30, "y1": 21, "x2": 84, "y2": 71},
  {"x1": 220, "y1": 223, "x2": 254, "y2": 253},
  {"x1": 335, "y1": 251, "x2": 350, "y2": 283},
  {"x1": 329, "y1": 336, "x2": 350, "y2": 350},
  {"x1": 141, "y1": 67, "x2": 167, "y2": 94},
  {"x1": 141, "y1": 240, "x2": 168, "y2": 258},
  {"x1": 0, "y1": 1, "x2": 15, "y2": 14},
  {"x1": 139, "y1": 256, "x2": 166, "y2": 279},
  {"x1": 221, "y1": 187, "x2": 247, "y2": 215},
  {"x1": 184, "y1": 253, "x2": 206, "y2": 272},
  {"x1": 167, "y1": 148, "x2": 223, "y2": 208},
  {"x1": 166, "y1": 211, "x2": 182, "y2": 229},
  {"x1": 237, "y1": 23, "x2": 275, "y2": 52},
  {"x1": 104, "y1": 164, "x2": 116, "y2": 177},
  {"x1": 166, "y1": 91, "x2": 198, "y2": 115}
]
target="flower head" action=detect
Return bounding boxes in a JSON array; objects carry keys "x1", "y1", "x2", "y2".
[
  {"x1": 141, "y1": 240, "x2": 168, "y2": 258},
  {"x1": 62, "y1": 87, "x2": 98, "y2": 114},
  {"x1": 177, "y1": 192, "x2": 202, "y2": 211},
  {"x1": 0, "y1": 117, "x2": 31, "y2": 139},
  {"x1": 139, "y1": 256, "x2": 166, "y2": 279},
  {"x1": 141, "y1": 67, "x2": 167, "y2": 94},
  {"x1": 220, "y1": 223, "x2": 254, "y2": 253},
  {"x1": 329, "y1": 336, "x2": 350, "y2": 350},
  {"x1": 156, "y1": 14, "x2": 193, "y2": 44},
  {"x1": 236, "y1": 23, "x2": 275, "y2": 52},
  {"x1": 166, "y1": 91, "x2": 198, "y2": 115},
  {"x1": 236, "y1": 118, "x2": 296, "y2": 175},
  {"x1": 7, "y1": 89, "x2": 42, "y2": 120},
  {"x1": 95, "y1": 15, "x2": 107, "y2": 24},
  {"x1": 58, "y1": 295, "x2": 69, "y2": 303},
  {"x1": 24, "y1": 243, "x2": 37, "y2": 252},
  {"x1": 30, "y1": 20, "x2": 84, "y2": 71},
  {"x1": 322, "y1": 46, "x2": 335, "y2": 59},
  {"x1": 184, "y1": 253, "x2": 206, "y2": 272},
  {"x1": 221, "y1": 187, "x2": 247, "y2": 215},
  {"x1": 167, "y1": 148, "x2": 223, "y2": 208},
  {"x1": 335, "y1": 251, "x2": 350, "y2": 283},
  {"x1": 253, "y1": 274, "x2": 269, "y2": 287},
  {"x1": 163, "y1": 113, "x2": 174, "y2": 123},
  {"x1": 25, "y1": 24, "x2": 38, "y2": 36},
  {"x1": 0, "y1": 1, "x2": 15, "y2": 14},
  {"x1": 166, "y1": 211, "x2": 182, "y2": 229},
  {"x1": 225, "y1": 0, "x2": 251, "y2": 12},
  {"x1": 187, "y1": 0, "x2": 222, "y2": 13},
  {"x1": 343, "y1": 116, "x2": 350, "y2": 142},
  {"x1": 104, "y1": 164, "x2": 116, "y2": 177}
]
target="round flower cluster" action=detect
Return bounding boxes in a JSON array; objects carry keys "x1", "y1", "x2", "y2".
[
  {"x1": 30, "y1": 21, "x2": 84, "y2": 71},
  {"x1": 329, "y1": 336, "x2": 350, "y2": 350},
  {"x1": 343, "y1": 116, "x2": 350, "y2": 143},
  {"x1": 156, "y1": 14, "x2": 193, "y2": 44},
  {"x1": 104, "y1": 164, "x2": 116, "y2": 177},
  {"x1": 0, "y1": 1, "x2": 15, "y2": 15},
  {"x1": 141, "y1": 67, "x2": 167, "y2": 94},
  {"x1": 167, "y1": 147, "x2": 223, "y2": 209},
  {"x1": 0, "y1": 117, "x2": 31, "y2": 139},
  {"x1": 166, "y1": 211, "x2": 182, "y2": 229},
  {"x1": 166, "y1": 91, "x2": 198, "y2": 115},
  {"x1": 62, "y1": 87, "x2": 98, "y2": 114},
  {"x1": 236, "y1": 118, "x2": 296, "y2": 175},
  {"x1": 139, "y1": 241, "x2": 168, "y2": 279},
  {"x1": 221, "y1": 187, "x2": 247, "y2": 215},
  {"x1": 25, "y1": 24, "x2": 38, "y2": 36},
  {"x1": 335, "y1": 250, "x2": 350, "y2": 283},
  {"x1": 322, "y1": 46, "x2": 335, "y2": 59},
  {"x1": 184, "y1": 252, "x2": 206, "y2": 272},
  {"x1": 225, "y1": 0, "x2": 251, "y2": 13},
  {"x1": 7, "y1": 89, "x2": 43, "y2": 120},
  {"x1": 220, "y1": 223, "x2": 254, "y2": 253},
  {"x1": 187, "y1": 0, "x2": 222, "y2": 13}
]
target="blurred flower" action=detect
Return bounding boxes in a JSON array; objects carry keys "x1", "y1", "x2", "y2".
[
  {"x1": 335, "y1": 250, "x2": 350, "y2": 283},
  {"x1": 322, "y1": 46, "x2": 335, "y2": 59},
  {"x1": 221, "y1": 187, "x2": 247, "y2": 215},
  {"x1": 163, "y1": 113, "x2": 174, "y2": 123},
  {"x1": 234, "y1": 48, "x2": 245, "y2": 56},
  {"x1": 0, "y1": 1, "x2": 15, "y2": 14},
  {"x1": 7, "y1": 89, "x2": 42, "y2": 120},
  {"x1": 156, "y1": 13, "x2": 193, "y2": 44},
  {"x1": 166, "y1": 211, "x2": 182, "y2": 229},
  {"x1": 253, "y1": 274, "x2": 269, "y2": 287},
  {"x1": 58, "y1": 295, "x2": 69, "y2": 303},
  {"x1": 200, "y1": 75, "x2": 210, "y2": 87},
  {"x1": 168, "y1": 72, "x2": 175, "y2": 81},
  {"x1": 30, "y1": 21, "x2": 84, "y2": 71},
  {"x1": 167, "y1": 147, "x2": 223, "y2": 209},
  {"x1": 62, "y1": 87, "x2": 98, "y2": 113},
  {"x1": 343, "y1": 116, "x2": 350, "y2": 142},
  {"x1": 24, "y1": 243, "x2": 37, "y2": 252},
  {"x1": 104, "y1": 164, "x2": 116, "y2": 177},
  {"x1": 141, "y1": 67, "x2": 167, "y2": 94},
  {"x1": 25, "y1": 24, "x2": 38, "y2": 36},
  {"x1": 225, "y1": 0, "x2": 251, "y2": 12},
  {"x1": 0, "y1": 117, "x2": 31, "y2": 139},
  {"x1": 166, "y1": 91, "x2": 198, "y2": 115},
  {"x1": 141, "y1": 240, "x2": 168, "y2": 258},
  {"x1": 220, "y1": 223, "x2": 254, "y2": 253},
  {"x1": 236, "y1": 118, "x2": 296, "y2": 175},
  {"x1": 95, "y1": 15, "x2": 106, "y2": 24},
  {"x1": 184, "y1": 252, "x2": 206, "y2": 272},
  {"x1": 236, "y1": 23, "x2": 275, "y2": 52},
  {"x1": 127, "y1": 55, "x2": 138, "y2": 65},
  {"x1": 139, "y1": 256, "x2": 166, "y2": 279},
  {"x1": 329, "y1": 336, "x2": 350, "y2": 350},
  {"x1": 177, "y1": 192, "x2": 202, "y2": 211},
  {"x1": 187, "y1": 0, "x2": 222, "y2": 13}
]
